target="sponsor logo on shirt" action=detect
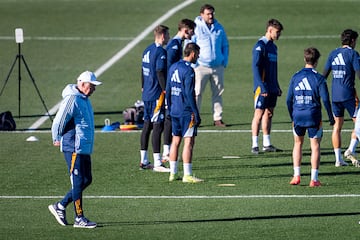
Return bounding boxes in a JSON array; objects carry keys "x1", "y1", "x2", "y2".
[
  {"x1": 295, "y1": 77, "x2": 312, "y2": 91},
  {"x1": 332, "y1": 53, "x2": 345, "y2": 66}
]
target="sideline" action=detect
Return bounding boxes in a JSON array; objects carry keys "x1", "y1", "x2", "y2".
[
  {"x1": 27, "y1": 0, "x2": 197, "y2": 131},
  {"x1": 17, "y1": 129, "x2": 353, "y2": 133},
  {"x1": 1, "y1": 194, "x2": 360, "y2": 199},
  {"x1": 0, "y1": 35, "x2": 340, "y2": 42}
]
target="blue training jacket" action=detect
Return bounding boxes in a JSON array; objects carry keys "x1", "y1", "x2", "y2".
[
  {"x1": 192, "y1": 16, "x2": 229, "y2": 68},
  {"x1": 51, "y1": 84, "x2": 95, "y2": 154}
]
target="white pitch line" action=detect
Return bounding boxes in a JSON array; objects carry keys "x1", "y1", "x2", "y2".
[
  {"x1": 0, "y1": 35, "x2": 340, "y2": 42},
  {"x1": 27, "y1": 0, "x2": 197, "y2": 131},
  {"x1": 16, "y1": 128, "x2": 354, "y2": 133},
  {"x1": 1, "y1": 194, "x2": 360, "y2": 199}
]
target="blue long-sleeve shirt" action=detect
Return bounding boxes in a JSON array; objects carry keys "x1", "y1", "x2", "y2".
[
  {"x1": 166, "y1": 36, "x2": 183, "y2": 70},
  {"x1": 323, "y1": 46, "x2": 360, "y2": 102},
  {"x1": 192, "y1": 16, "x2": 229, "y2": 68},
  {"x1": 252, "y1": 37, "x2": 280, "y2": 94},
  {"x1": 166, "y1": 59, "x2": 200, "y2": 124},
  {"x1": 286, "y1": 68, "x2": 334, "y2": 127},
  {"x1": 141, "y1": 43, "x2": 167, "y2": 101}
]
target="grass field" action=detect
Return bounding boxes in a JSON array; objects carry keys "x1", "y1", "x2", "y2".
[{"x1": 1, "y1": 0, "x2": 360, "y2": 239}]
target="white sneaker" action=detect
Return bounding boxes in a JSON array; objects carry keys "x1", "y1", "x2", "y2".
[
  {"x1": 335, "y1": 159, "x2": 349, "y2": 167},
  {"x1": 344, "y1": 150, "x2": 360, "y2": 167},
  {"x1": 182, "y1": 175, "x2": 204, "y2": 183},
  {"x1": 153, "y1": 165, "x2": 171, "y2": 172}
]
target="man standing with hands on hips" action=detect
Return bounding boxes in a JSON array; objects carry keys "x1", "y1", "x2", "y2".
[{"x1": 191, "y1": 3, "x2": 229, "y2": 127}]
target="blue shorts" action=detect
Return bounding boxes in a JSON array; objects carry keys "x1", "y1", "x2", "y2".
[
  {"x1": 332, "y1": 99, "x2": 357, "y2": 118},
  {"x1": 293, "y1": 124, "x2": 323, "y2": 139},
  {"x1": 143, "y1": 96, "x2": 165, "y2": 123},
  {"x1": 171, "y1": 114, "x2": 197, "y2": 137},
  {"x1": 254, "y1": 91, "x2": 278, "y2": 109}
]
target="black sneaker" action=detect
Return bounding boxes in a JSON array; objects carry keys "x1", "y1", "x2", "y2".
[
  {"x1": 73, "y1": 216, "x2": 97, "y2": 228},
  {"x1": 251, "y1": 147, "x2": 259, "y2": 154},
  {"x1": 139, "y1": 162, "x2": 153, "y2": 170},
  {"x1": 48, "y1": 202, "x2": 68, "y2": 226},
  {"x1": 262, "y1": 145, "x2": 283, "y2": 152}
]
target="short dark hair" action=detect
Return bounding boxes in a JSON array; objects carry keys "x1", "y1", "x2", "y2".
[
  {"x1": 267, "y1": 19, "x2": 284, "y2": 31},
  {"x1": 178, "y1": 19, "x2": 196, "y2": 31},
  {"x1": 304, "y1": 47, "x2": 320, "y2": 65},
  {"x1": 341, "y1": 29, "x2": 358, "y2": 45},
  {"x1": 184, "y1": 42, "x2": 200, "y2": 57},
  {"x1": 200, "y1": 4, "x2": 215, "y2": 13}
]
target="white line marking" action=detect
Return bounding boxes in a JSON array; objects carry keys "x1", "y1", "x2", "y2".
[
  {"x1": 27, "y1": 0, "x2": 197, "y2": 131},
  {"x1": 1, "y1": 195, "x2": 360, "y2": 199},
  {"x1": 15, "y1": 129, "x2": 354, "y2": 133},
  {"x1": 0, "y1": 35, "x2": 340, "y2": 41}
]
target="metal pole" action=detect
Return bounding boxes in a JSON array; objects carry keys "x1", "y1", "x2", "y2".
[{"x1": 18, "y1": 43, "x2": 21, "y2": 118}]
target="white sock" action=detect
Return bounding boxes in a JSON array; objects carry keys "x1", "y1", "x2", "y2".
[
  {"x1": 162, "y1": 145, "x2": 170, "y2": 156},
  {"x1": 263, "y1": 135, "x2": 271, "y2": 147},
  {"x1": 348, "y1": 138, "x2": 358, "y2": 153},
  {"x1": 311, "y1": 168, "x2": 319, "y2": 181},
  {"x1": 183, "y1": 163, "x2": 192, "y2": 176},
  {"x1": 334, "y1": 148, "x2": 342, "y2": 162},
  {"x1": 170, "y1": 161, "x2": 178, "y2": 175},
  {"x1": 153, "y1": 153, "x2": 162, "y2": 167},
  {"x1": 252, "y1": 136, "x2": 258, "y2": 148},
  {"x1": 140, "y1": 150, "x2": 148, "y2": 165},
  {"x1": 293, "y1": 166, "x2": 301, "y2": 177}
]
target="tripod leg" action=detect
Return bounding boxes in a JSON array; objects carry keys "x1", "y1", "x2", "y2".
[
  {"x1": 0, "y1": 55, "x2": 19, "y2": 96},
  {"x1": 21, "y1": 55, "x2": 53, "y2": 121}
]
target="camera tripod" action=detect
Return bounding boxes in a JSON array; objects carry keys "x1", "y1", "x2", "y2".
[{"x1": 0, "y1": 42, "x2": 52, "y2": 120}]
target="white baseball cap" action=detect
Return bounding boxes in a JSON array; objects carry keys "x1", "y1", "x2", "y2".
[{"x1": 77, "y1": 71, "x2": 102, "y2": 85}]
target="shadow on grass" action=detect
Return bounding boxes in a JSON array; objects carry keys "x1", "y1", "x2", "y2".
[{"x1": 98, "y1": 211, "x2": 360, "y2": 227}]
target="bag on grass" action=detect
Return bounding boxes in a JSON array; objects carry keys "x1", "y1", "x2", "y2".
[
  {"x1": 0, "y1": 111, "x2": 16, "y2": 131},
  {"x1": 123, "y1": 106, "x2": 144, "y2": 125},
  {"x1": 123, "y1": 100, "x2": 144, "y2": 125}
]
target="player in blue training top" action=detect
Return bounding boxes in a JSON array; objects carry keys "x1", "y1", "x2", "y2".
[
  {"x1": 166, "y1": 42, "x2": 203, "y2": 183},
  {"x1": 323, "y1": 29, "x2": 360, "y2": 167},
  {"x1": 287, "y1": 47, "x2": 335, "y2": 187},
  {"x1": 251, "y1": 19, "x2": 284, "y2": 154},
  {"x1": 161, "y1": 19, "x2": 196, "y2": 163},
  {"x1": 139, "y1": 25, "x2": 170, "y2": 172}
]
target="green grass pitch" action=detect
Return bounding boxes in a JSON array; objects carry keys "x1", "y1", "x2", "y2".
[{"x1": 1, "y1": 0, "x2": 360, "y2": 239}]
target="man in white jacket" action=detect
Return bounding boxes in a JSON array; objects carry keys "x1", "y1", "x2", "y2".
[
  {"x1": 192, "y1": 3, "x2": 229, "y2": 127},
  {"x1": 49, "y1": 71, "x2": 101, "y2": 228}
]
